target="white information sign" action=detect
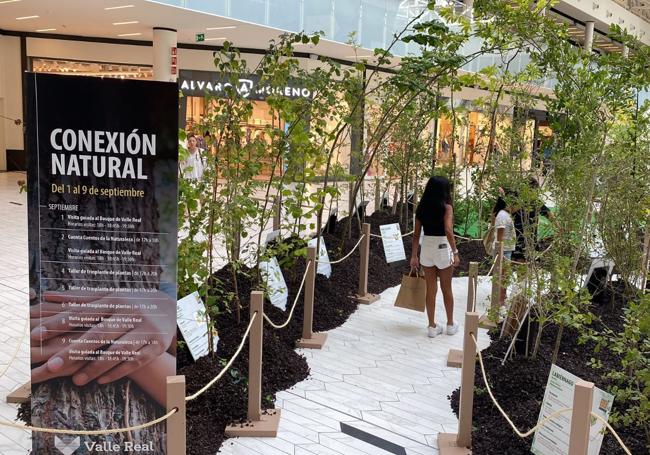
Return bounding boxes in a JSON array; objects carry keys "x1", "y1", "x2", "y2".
[
  {"x1": 177, "y1": 292, "x2": 212, "y2": 361},
  {"x1": 531, "y1": 364, "x2": 614, "y2": 455},
  {"x1": 380, "y1": 223, "x2": 407, "y2": 263},
  {"x1": 308, "y1": 236, "x2": 332, "y2": 278},
  {"x1": 259, "y1": 256, "x2": 289, "y2": 310}
]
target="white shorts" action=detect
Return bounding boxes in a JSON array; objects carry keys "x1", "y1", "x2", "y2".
[{"x1": 420, "y1": 235, "x2": 453, "y2": 269}]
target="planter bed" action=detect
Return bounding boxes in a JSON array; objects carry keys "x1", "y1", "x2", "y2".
[{"x1": 449, "y1": 281, "x2": 649, "y2": 455}]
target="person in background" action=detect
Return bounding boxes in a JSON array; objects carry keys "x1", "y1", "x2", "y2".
[
  {"x1": 513, "y1": 177, "x2": 552, "y2": 260},
  {"x1": 492, "y1": 189, "x2": 517, "y2": 260},
  {"x1": 180, "y1": 133, "x2": 205, "y2": 180},
  {"x1": 410, "y1": 176, "x2": 461, "y2": 338}
]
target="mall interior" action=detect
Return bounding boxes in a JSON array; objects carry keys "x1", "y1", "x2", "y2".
[{"x1": 0, "y1": 1, "x2": 649, "y2": 455}]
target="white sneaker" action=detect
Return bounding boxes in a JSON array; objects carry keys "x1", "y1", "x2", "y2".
[
  {"x1": 446, "y1": 321, "x2": 459, "y2": 336},
  {"x1": 427, "y1": 325, "x2": 443, "y2": 338}
]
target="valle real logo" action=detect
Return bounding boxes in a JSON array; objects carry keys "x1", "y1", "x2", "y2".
[
  {"x1": 54, "y1": 436, "x2": 80, "y2": 455},
  {"x1": 55, "y1": 436, "x2": 155, "y2": 453}
]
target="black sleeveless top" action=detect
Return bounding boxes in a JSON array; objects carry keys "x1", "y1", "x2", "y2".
[{"x1": 418, "y1": 203, "x2": 447, "y2": 236}]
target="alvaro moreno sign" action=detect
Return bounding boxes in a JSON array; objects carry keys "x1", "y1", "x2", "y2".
[{"x1": 179, "y1": 69, "x2": 313, "y2": 101}]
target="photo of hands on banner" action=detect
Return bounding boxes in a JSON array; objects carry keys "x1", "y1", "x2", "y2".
[{"x1": 30, "y1": 287, "x2": 176, "y2": 406}]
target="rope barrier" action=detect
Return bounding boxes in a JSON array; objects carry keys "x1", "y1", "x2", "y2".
[
  {"x1": 0, "y1": 319, "x2": 28, "y2": 378},
  {"x1": 470, "y1": 333, "x2": 571, "y2": 438},
  {"x1": 185, "y1": 311, "x2": 258, "y2": 402},
  {"x1": 486, "y1": 254, "x2": 499, "y2": 276},
  {"x1": 369, "y1": 230, "x2": 413, "y2": 238},
  {"x1": 590, "y1": 412, "x2": 632, "y2": 455},
  {"x1": 470, "y1": 334, "x2": 633, "y2": 454},
  {"x1": 318, "y1": 235, "x2": 365, "y2": 265},
  {"x1": 263, "y1": 261, "x2": 312, "y2": 329},
  {"x1": 0, "y1": 408, "x2": 178, "y2": 435}
]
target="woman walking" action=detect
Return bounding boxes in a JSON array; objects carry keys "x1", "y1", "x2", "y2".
[{"x1": 410, "y1": 176, "x2": 460, "y2": 338}]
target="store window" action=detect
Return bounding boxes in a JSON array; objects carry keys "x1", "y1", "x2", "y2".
[{"x1": 31, "y1": 58, "x2": 153, "y2": 79}]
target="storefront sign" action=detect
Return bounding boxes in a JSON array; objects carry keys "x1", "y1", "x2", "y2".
[
  {"x1": 259, "y1": 257, "x2": 288, "y2": 310},
  {"x1": 26, "y1": 73, "x2": 178, "y2": 453},
  {"x1": 179, "y1": 69, "x2": 313, "y2": 101},
  {"x1": 380, "y1": 223, "x2": 407, "y2": 263},
  {"x1": 531, "y1": 364, "x2": 613, "y2": 455},
  {"x1": 308, "y1": 236, "x2": 331, "y2": 278},
  {"x1": 177, "y1": 292, "x2": 211, "y2": 361}
]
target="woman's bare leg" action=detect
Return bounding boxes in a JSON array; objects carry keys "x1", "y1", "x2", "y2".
[
  {"x1": 423, "y1": 266, "x2": 438, "y2": 327},
  {"x1": 438, "y1": 265, "x2": 455, "y2": 326}
]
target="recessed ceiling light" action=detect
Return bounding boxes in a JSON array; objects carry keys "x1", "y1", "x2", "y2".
[
  {"x1": 206, "y1": 26, "x2": 237, "y2": 31},
  {"x1": 105, "y1": 4, "x2": 134, "y2": 10},
  {"x1": 204, "y1": 37, "x2": 227, "y2": 41},
  {"x1": 0, "y1": 0, "x2": 22, "y2": 4},
  {"x1": 36, "y1": 28, "x2": 56, "y2": 32},
  {"x1": 16, "y1": 15, "x2": 39, "y2": 20},
  {"x1": 113, "y1": 20, "x2": 138, "y2": 25},
  {"x1": 118, "y1": 32, "x2": 142, "y2": 37}
]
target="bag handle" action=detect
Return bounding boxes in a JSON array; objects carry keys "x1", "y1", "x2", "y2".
[{"x1": 408, "y1": 267, "x2": 422, "y2": 277}]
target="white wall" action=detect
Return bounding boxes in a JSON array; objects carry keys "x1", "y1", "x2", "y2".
[
  {"x1": 27, "y1": 37, "x2": 153, "y2": 65},
  {"x1": 0, "y1": 35, "x2": 24, "y2": 170}
]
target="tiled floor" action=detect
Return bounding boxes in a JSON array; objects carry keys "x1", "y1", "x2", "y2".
[
  {"x1": 220, "y1": 280, "x2": 492, "y2": 455},
  {"x1": 0, "y1": 171, "x2": 492, "y2": 455},
  {"x1": 0, "y1": 171, "x2": 31, "y2": 454}
]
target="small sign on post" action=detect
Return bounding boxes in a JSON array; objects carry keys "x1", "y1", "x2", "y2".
[
  {"x1": 379, "y1": 223, "x2": 407, "y2": 263},
  {"x1": 308, "y1": 236, "x2": 332, "y2": 278},
  {"x1": 531, "y1": 365, "x2": 613, "y2": 455},
  {"x1": 259, "y1": 257, "x2": 288, "y2": 310},
  {"x1": 177, "y1": 292, "x2": 212, "y2": 361}
]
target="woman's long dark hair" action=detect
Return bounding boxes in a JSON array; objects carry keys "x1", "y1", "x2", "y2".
[
  {"x1": 493, "y1": 196, "x2": 507, "y2": 215},
  {"x1": 416, "y1": 176, "x2": 452, "y2": 224}
]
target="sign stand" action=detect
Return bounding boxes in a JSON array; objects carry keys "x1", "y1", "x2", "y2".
[
  {"x1": 225, "y1": 292, "x2": 281, "y2": 437},
  {"x1": 166, "y1": 376, "x2": 187, "y2": 455},
  {"x1": 6, "y1": 382, "x2": 30, "y2": 404},
  {"x1": 447, "y1": 262, "x2": 478, "y2": 368},
  {"x1": 355, "y1": 223, "x2": 379, "y2": 304},
  {"x1": 438, "y1": 312, "x2": 478, "y2": 455},
  {"x1": 297, "y1": 246, "x2": 328, "y2": 349}
]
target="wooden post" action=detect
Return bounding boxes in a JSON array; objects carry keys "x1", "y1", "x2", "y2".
[
  {"x1": 166, "y1": 376, "x2": 186, "y2": 455},
  {"x1": 480, "y1": 227, "x2": 504, "y2": 329},
  {"x1": 225, "y1": 291, "x2": 281, "y2": 437},
  {"x1": 439, "y1": 312, "x2": 479, "y2": 454},
  {"x1": 447, "y1": 262, "x2": 479, "y2": 368},
  {"x1": 6, "y1": 382, "x2": 30, "y2": 404},
  {"x1": 568, "y1": 381, "x2": 594, "y2": 455},
  {"x1": 247, "y1": 291, "x2": 263, "y2": 421},
  {"x1": 272, "y1": 195, "x2": 281, "y2": 232},
  {"x1": 467, "y1": 262, "x2": 478, "y2": 312},
  {"x1": 297, "y1": 247, "x2": 327, "y2": 349},
  {"x1": 355, "y1": 223, "x2": 379, "y2": 304}
]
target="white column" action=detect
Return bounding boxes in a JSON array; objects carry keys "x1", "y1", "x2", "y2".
[
  {"x1": 584, "y1": 21, "x2": 594, "y2": 52},
  {"x1": 622, "y1": 45, "x2": 629, "y2": 58},
  {"x1": 153, "y1": 27, "x2": 177, "y2": 82}
]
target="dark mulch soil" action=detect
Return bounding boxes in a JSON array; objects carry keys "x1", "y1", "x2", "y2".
[{"x1": 449, "y1": 281, "x2": 649, "y2": 455}]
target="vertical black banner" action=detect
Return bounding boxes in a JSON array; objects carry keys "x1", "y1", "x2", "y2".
[{"x1": 26, "y1": 74, "x2": 178, "y2": 454}]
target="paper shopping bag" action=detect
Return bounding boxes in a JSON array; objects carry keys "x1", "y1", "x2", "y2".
[{"x1": 394, "y1": 269, "x2": 426, "y2": 312}]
